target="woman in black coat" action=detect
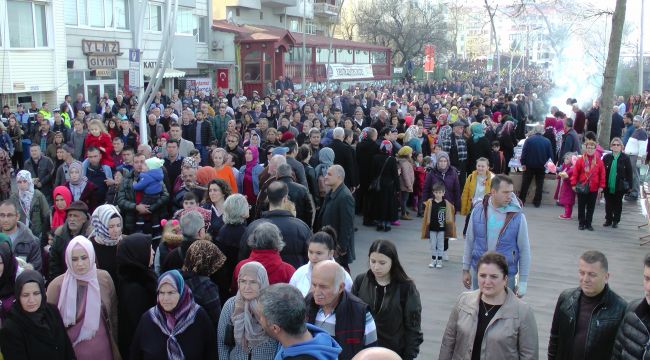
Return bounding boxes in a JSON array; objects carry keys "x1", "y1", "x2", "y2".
[
  {"x1": 466, "y1": 123, "x2": 491, "y2": 171},
  {"x1": 602, "y1": 137, "x2": 634, "y2": 228},
  {"x1": 116, "y1": 233, "x2": 157, "y2": 360},
  {"x1": 370, "y1": 140, "x2": 400, "y2": 232},
  {"x1": 215, "y1": 194, "x2": 249, "y2": 303},
  {"x1": 355, "y1": 128, "x2": 381, "y2": 226},
  {"x1": 130, "y1": 270, "x2": 217, "y2": 360},
  {"x1": 0, "y1": 270, "x2": 75, "y2": 360}
]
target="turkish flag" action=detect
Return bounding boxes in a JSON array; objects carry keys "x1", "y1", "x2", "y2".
[{"x1": 217, "y1": 69, "x2": 228, "y2": 89}]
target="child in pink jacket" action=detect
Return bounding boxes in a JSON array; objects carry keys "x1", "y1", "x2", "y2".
[{"x1": 555, "y1": 152, "x2": 577, "y2": 219}]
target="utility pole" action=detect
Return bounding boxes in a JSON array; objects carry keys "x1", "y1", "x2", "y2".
[
  {"x1": 640, "y1": 0, "x2": 645, "y2": 94},
  {"x1": 301, "y1": 0, "x2": 307, "y2": 92}
]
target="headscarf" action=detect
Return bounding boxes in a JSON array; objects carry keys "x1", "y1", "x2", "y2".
[
  {"x1": 196, "y1": 166, "x2": 217, "y2": 186},
  {"x1": 359, "y1": 127, "x2": 372, "y2": 142},
  {"x1": 232, "y1": 261, "x2": 270, "y2": 349},
  {"x1": 90, "y1": 204, "x2": 123, "y2": 246},
  {"x1": 470, "y1": 122, "x2": 485, "y2": 142},
  {"x1": 397, "y1": 145, "x2": 413, "y2": 158},
  {"x1": 380, "y1": 140, "x2": 393, "y2": 155},
  {"x1": 51, "y1": 186, "x2": 73, "y2": 229},
  {"x1": 149, "y1": 270, "x2": 200, "y2": 360},
  {"x1": 244, "y1": 146, "x2": 259, "y2": 176},
  {"x1": 58, "y1": 236, "x2": 101, "y2": 345},
  {"x1": 544, "y1": 116, "x2": 556, "y2": 129},
  {"x1": 182, "y1": 240, "x2": 226, "y2": 276},
  {"x1": 491, "y1": 112, "x2": 501, "y2": 123},
  {"x1": 116, "y1": 233, "x2": 157, "y2": 297},
  {"x1": 320, "y1": 128, "x2": 334, "y2": 147},
  {"x1": 0, "y1": 242, "x2": 17, "y2": 298},
  {"x1": 16, "y1": 170, "x2": 34, "y2": 224},
  {"x1": 315, "y1": 147, "x2": 335, "y2": 177},
  {"x1": 436, "y1": 151, "x2": 450, "y2": 172},
  {"x1": 68, "y1": 161, "x2": 87, "y2": 201},
  {"x1": 404, "y1": 125, "x2": 419, "y2": 144},
  {"x1": 555, "y1": 118, "x2": 564, "y2": 132},
  {"x1": 182, "y1": 157, "x2": 198, "y2": 169},
  {"x1": 499, "y1": 121, "x2": 515, "y2": 136},
  {"x1": 13, "y1": 270, "x2": 50, "y2": 330}
]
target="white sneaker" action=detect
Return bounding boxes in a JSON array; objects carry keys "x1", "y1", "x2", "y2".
[
  {"x1": 443, "y1": 252, "x2": 449, "y2": 261},
  {"x1": 428, "y1": 261, "x2": 435, "y2": 268},
  {"x1": 436, "y1": 261, "x2": 443, "y2": 268}
]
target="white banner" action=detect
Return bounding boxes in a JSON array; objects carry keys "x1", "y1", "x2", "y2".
[
  {"x1": 326, "y1": 63, "x2": 374, "y2": 80},
  {"x1": 187, "y1": 77, "x2": 212, "y2": 93}
]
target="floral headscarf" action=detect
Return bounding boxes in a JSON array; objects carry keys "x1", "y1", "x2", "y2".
[
  {"x1": 380, "y1": 140, "x2": 393, "y2": 155},
  {"x1": 16, "y1": 170, "x2": 34, "y2": 225}
]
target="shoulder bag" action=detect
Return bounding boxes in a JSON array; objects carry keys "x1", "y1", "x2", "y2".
[{"x1": 369, "y1": 157, "x2": 390, "y2": 192}]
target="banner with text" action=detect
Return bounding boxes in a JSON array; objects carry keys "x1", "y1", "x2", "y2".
[
  {"x1": 326, "y1": 64, "x2": 374, "y2": 80},
  {"x1": 186, "y1": 78, "x2": 212, "y2": 93}
]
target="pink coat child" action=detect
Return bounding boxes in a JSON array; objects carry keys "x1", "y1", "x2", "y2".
[{"x1": 554, "y1": 155, "x2": 577, "y2": 219}]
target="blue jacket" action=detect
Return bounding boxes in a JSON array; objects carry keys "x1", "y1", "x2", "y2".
[
  {"x1": 237, "y1": 164, "x2": 264, "y2": 195},
  {"x1": 520, "y1": 133, "x2": 553, "y2": 168},
  {"x1": 133, "y1": 168, "x2": 164, "y2": 195},
  {"x1": 622, "y1": 123, "x2": 635, "y2": 145},
  {"x1": 274, "y1": 323, "x2": 342, "y2": 360}
]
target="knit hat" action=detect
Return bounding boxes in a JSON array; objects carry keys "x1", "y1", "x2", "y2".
[
  {"x1": 145, "y1": 157, "x2": 164, "y2": 170},
  {"x1": 397, "y1": 146, "x2": 413, "y2": 157}
]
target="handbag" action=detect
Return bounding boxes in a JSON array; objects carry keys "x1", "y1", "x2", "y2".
[
  {"x1": 223, "y1": 323, "x2": 236, "y2": 347},
  {"x1": 369, "y1": 157, "x2": 390, "y2": 192},
  {"x1": 575, "y1": 157, "x2": 593, "y2": 194}
]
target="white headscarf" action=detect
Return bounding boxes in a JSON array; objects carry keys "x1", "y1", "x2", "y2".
[{"x1": 16, "y1": 170, "x2": 34, "y2": 226}]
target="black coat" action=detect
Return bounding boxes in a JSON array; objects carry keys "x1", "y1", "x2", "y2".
[
  {"x1": 183, "y1": 271, "x2": 222, "y2": 327},
  {"x1": 356, "y1": 139, "x2": 380, "y2": 189},
  {"x1": 214, "y1": 223, "x2": 246, "y2": 303},
  {"x1": 238, "y1": 210, "x2": 312, "y2": 269},
  {"x1": 369, "y1": 154, "x2": 399, "y2": 222},
  {"x1": 0, "y1": 303, "x2": 76, "y2": 360},
  {"x1": 466, "y1": 136, "x2": 491, "y2": 171},
  {"x1": 603, "y1": 152, "x2": 633, "y2": 193},
  {"x1": 612, "y1": 299, "x2": 650, "y2": 360},
  {"x1": 116, "y1": 170, "x2": 170, "y2": 235},
  {"x1": 130, "y1": 307, "x2": 217, "y2": 360},
  {"x1": 315, "y1": 183, "x2": 356, "y2": 265},
  {"x1": 117, "y1": 268, "x2": 157, "y2": 360},
  {"x1": 611, "y1": 113, "x2": 625, "y2": 140},
  {"x1": 277, "y1": 175, "x2": 315, "y2": 228},
  {"x1": 328, "y1": 139, "x2": 359, "y2": 188},
  {"x1": 548, "y1": 285, "x2": 627, "y2": 360}
]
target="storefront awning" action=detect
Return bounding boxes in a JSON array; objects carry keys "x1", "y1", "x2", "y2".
[{"x1": 144, "y1": 68, "x2": 186, "y2": 78}]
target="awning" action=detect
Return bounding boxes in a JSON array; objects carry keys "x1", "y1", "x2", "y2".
[{"x1": 144, "y1": 68, "x2": 186, "y2": 78}]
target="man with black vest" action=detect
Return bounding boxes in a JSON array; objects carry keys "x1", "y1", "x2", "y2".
[{"x1": 306, "y1": 260, "x2": 377, "y2": 359}]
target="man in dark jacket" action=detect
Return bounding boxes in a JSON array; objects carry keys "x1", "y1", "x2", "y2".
[
  {"x1": 23, "y1": 143, "x2": 55, "y2": 204},
  {"x1": 611, "y1": 105, "x2": 625, "y2": 140},
  {"x1": 328, "y1": 127, "x2": 359, "y2": 190},
  {"x1": 116, "y1": 153, "x2": 169, "y2": 235},
  {"x1": 558, "y1": 118, "x2": 581, "y2": 163},
  {"x1": 0, "y1": 201, "x2": 42, "y2": 273},
  {"x1": 548, "y1": 250, "x2": 627, "y2": 360},
  {"x1": 47, "y1": 201, "x2": 93, "y2": 281},
  {"x1": 276, "y1": 164, "x2": 314, "y2": 228},
  {"x1": 305, "y1": 261, "x2": 376, "y2": 359},
  {"x1": 572, "y1": 104, "x2": 587, "y2": 135},
  {"x1": 239, "y1": 181, "x2": 312, "y2": 269},
  {"x1": 315, "y1": 165, "x2": 355, "y2": 269},
  {"x1": 586, "y1": 100, "x2": 600, "y2": 134},
  {"x1": 612, "y1": 253, "x2": 650, "y2": 360},
  {"x1": 284, "y1": 140, "x2": 308, "y2": 188},
  {"x1": 519, "y1": 125, "x2": 553, "y2": 207},
  {"x1": 258, "y1": 283, "x2": 342, "y2": 360},
  {"x1": 355, "y1": 128, "x2": 380, "y2": 224}
]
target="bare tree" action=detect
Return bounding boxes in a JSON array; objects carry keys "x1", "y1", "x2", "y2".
[
  {"x1": 484, "y1": 0, "x2": 501, "y2": 87},
  {"x1": 336, "y1": 5, "x2": 356, "y2": 41},
  {"x1": 353, "y1": 0, "x2": 451, "y2": 66},
  {"x1": 597, "y1": 0, "x2": 627, "y2": 146}
]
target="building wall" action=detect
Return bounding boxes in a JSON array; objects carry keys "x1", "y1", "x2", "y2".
[{"x1": 0, "y1": 0, "x2": 67, "y2": 106}]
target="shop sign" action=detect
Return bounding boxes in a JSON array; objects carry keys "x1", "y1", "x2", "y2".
[
  {"x1": 326, "y1": 64, "x2": 374, "y2": 80},
  {"x1": 82, "y1": 40, "x2": 120, "y2": 69},
  {"x1": 96, "y1": 69, "x2": 111, "y2": 77},
  {"x1": 187, "y1": 77, "x2": 212, "y2": 93}
]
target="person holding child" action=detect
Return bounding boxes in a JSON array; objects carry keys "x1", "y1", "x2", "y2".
[
  {"x1": 421, "y1": 182, "x2": 456, "y2": 268},
  {"x1": 602, "y1": 137, "x2": 633, "y2": 228},
  {"x1": 132, "y1": 157, "x2": 165, "y2": 234}
]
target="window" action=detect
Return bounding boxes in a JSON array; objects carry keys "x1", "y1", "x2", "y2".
[
  {"x1": 284, "y1": 47, "x2": 312, "y2": 63},
  {"x1": 145, "y1": 3, "x2": 162, "y2": 31},
  {"x1": 7, "y1": 0, "x2": 48, "y2": 48},
  {"x1": 354, "y1": 50, "x2": 369, "y2": 63},
  {"x1": 335, "y1": 48, "x2": 353, "y2": 63},
  {"x1": 371, "y1": 51, "x2": 386, "y2": 64},
  {"x1": 305, "y1": 20, "x2": 315, "y2": 35},
  {"x1": 289, "y1": 19, "x2": 300, "y2": 32},
  {"x1": 176, "y1": 8, "x2": 194, "y2": 34},
  {"x1": 66, "y1": 0, "x2": 129, "y2": 29},
  {"x1": 260, "y1": 11, "x2": 263, "y2": 20},
  {"x1": 316, "y1": 48, "x2": 331, "y2": 63},
  {"x1": 195, "y1": 16, "x2": 207, "y2": 43}
]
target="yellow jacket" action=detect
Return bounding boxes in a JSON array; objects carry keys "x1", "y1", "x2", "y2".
[
  {"x1": 421, "y1": 198, "x2": 456, "y2": 240},
  {"x1": 460, "y1": 170, "x2": 493, "y2": 215}
]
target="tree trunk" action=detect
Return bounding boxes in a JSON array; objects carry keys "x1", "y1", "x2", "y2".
[{"x1": 597, "y1": 0, "x2": 627, "y2": 147}]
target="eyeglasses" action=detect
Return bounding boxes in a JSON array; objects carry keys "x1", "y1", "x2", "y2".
[{"x1": 611, "y1": 143, "x2": 622, "y2": 146}]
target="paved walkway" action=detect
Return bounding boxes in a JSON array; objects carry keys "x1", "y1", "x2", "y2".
[{"x1": 349, "y1": 197, "x2": 647, "y2": 359}]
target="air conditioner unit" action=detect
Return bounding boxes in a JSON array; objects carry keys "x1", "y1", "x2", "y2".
[{"x1": 212, "y1": 40, "x2": 224, "y2": 51}]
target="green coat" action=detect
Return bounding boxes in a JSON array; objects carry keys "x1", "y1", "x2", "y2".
[{"x1": 9, "y1": 189, "x2": 50, "y2": 242}]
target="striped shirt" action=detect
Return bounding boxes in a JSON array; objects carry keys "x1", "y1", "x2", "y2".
[{"x1": 314, "y1": 308, "x2": 377, "y2": 346}]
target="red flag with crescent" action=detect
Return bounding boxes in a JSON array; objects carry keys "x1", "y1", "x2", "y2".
[
  {"x1": 424, "y1": 44, "x2": 435, "y2": 73},
  {"x1": 217, "y1": 69, "x2": 228, "y2": 89}
]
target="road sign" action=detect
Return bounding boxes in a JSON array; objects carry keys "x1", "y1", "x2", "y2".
[{"x1": 128, "y1": 49, "x2": 140, "y2": 92}]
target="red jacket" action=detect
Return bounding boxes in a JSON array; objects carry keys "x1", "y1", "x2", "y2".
[
  {"x1": 570, "y1": 154, "x2": 605, "y2": 192},
  {"x1": 84, "y1": 133, "x2": 114, "y2": 168},
  {"x1": 231, "y1": 249, "x2": 295, "y2": 292}
]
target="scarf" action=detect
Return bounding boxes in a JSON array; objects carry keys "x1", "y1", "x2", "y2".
[
  {"x1": 51, "y1": 186, "x2": 73, "y2": 229},
  {"x1": 232, "y1": 262, "x2": 271, "y2": 349},
  {"x1": 149, "y1": 270, "x2": 200, "y2": 360},
  {"x1": 359, "y1": 127, "x2": 371, "y2": 142},
  {"x1": 90, "y1": 204, "x2": 123, "y2": 246},
  {"x1": 182, "y1": 240, "x2": 226, "y2": 276},
  {"x1": 0, "y1": 242, "x2": 17, "y2": 298},
  {"x1": 58, "y1": 236, "x2": 102, "y2": 345},
  {"x1": 245, "y1": 146, "x2": 259, "y2": 176},
  {"x1": 16, "y1": 170, "x2": 34, "y2": 225},
  {"x1": 315, "y1": 147, "x2": 335, "y2": 177},
  {"x1": 470, "y1": 122, "x2": 485, "y2": 142},
  {"x1": 116, "y1": 233, "x2": 158, "y2": 297},
  {"x1": 68, "y1": 161, "x2": 88, "y2": 201},
  {"x1": 13, "y1": 270, "x2": 51, "y2": 331},
  {"x1": 608, "y1": 152, "x2": 620, "y2": 194}
]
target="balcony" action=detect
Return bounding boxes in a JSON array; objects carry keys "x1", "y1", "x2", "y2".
[
  {"x1": 313, "y1": 2, "x2": 338, "y2": 18},
  {"x1": 261, "y1": 0, "x2": 297, "y2": 8}
]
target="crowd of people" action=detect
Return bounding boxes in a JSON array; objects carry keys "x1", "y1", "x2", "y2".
[{"x1": 0, "y1": 73, "x2": 648, "y2": 360}]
